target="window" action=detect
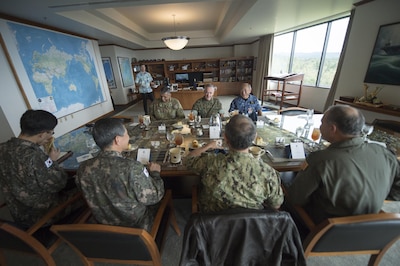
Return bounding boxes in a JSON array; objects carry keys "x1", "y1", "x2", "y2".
[{"x1": 270, "y1": 17, "x2": 349, "y2": 88}]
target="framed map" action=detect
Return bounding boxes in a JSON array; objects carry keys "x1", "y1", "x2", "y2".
[
  {"x1": 102, "y1": 57, "x2": 116, "y2": 89},
  {"x1": 0, "y1": 19, "x2": 106, "y2": 118},
  {"x1": 117, "y1": 57, "x2": 134, "y2": 87}
]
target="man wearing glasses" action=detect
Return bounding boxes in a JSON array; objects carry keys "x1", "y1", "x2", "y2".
[{"x1": 0, "y1": 109, "x2": 77, "y2": 227}]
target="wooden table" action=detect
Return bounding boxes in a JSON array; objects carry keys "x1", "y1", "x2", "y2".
[{"x1": 58, "y1": 116, "x2": 324, "y2": 196}]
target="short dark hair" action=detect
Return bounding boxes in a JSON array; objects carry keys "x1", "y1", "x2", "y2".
[
  {"x1": 224, "y1": 114, "x2": 256, "y2": 150},
  {"x1": 20, "y1": 109, "x2": 57, "y2": 136},
  {"x1": 325, "y1": 105, "x2": 365, "y2": 135},
  {"x1": 160, "y1": 85, "x2": 171, "y2": 95},
  {"x1": 92, "y1": 118, "x2": 126, "y2": 150}
]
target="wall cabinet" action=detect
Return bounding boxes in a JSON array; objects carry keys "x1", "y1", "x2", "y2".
[
  {"x1": 219, "y1": 57, "x2": 254, "y2": 83},
  {"x1": 135, "y1": 57, "x2": 253, "y2": 86}
]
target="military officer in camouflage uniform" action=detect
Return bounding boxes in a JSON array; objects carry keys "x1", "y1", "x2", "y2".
[
  {"x1": 149, "y1": 86, "x2": 185, "y2": 121},
  {"x1": 76, "y1": 118, "x2": 164, "y2": 231},
  {"x1": 192, "y1": 83, "x2": 223, "y2": 118},
  {"x1": 184, "y1": 114, "x2": 283, "y2": 213},
  {"x1": 0, "y1": 110, "x2": 73, "y2": 227}
]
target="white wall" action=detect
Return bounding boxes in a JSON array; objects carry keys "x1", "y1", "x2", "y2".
[
  {"x1": 100, "y1": 45, "x2": 138, "y2": 105},
  {"x1": 0, "y1": 22, "x2": 114, "y2": 141},
  {"x1": 333, "y1": 0, "x2": 400, "y2": 122}
]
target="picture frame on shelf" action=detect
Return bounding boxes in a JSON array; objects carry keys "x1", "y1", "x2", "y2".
[{"x1": 102, "y1": 57, "x2": 116, "y2": 89}]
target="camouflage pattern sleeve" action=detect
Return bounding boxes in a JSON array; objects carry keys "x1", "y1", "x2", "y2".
[
  {"x1": 261, "y1": 167, "x2": 284, "y2": 208},
  {"x1": 130, "y1": 165, "x2": 165, "y2": 206},
  {"x1": 174, "y1": 98, "x2": 186, "y2": 119}
]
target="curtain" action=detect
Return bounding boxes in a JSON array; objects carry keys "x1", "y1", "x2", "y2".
[
  {"x1": 323, "y1": 8, "x2": 356, "y2": 111},
  {"x1": 253, "y1": 34, "x2": 273, "y2": 100}
]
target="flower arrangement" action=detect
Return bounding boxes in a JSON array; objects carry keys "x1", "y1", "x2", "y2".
[{"x1": 357, "y1": 84, "x2": 384, "y2": 105}]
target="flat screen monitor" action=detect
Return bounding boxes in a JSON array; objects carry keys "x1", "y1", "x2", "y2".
[
  {"x1": 189, "y1": 72, "x2": 203, "y2": 84},
  {"x1": 175, "y1": 73, "x2": 189, "y2": 83}
]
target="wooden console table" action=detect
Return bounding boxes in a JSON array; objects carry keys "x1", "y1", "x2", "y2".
[
  {"x1": 334, "y1": 100, "x2": 400, "y2": 117},
  {"x1": 262, "y1": 73, "x2": 304, "y2": 110}
]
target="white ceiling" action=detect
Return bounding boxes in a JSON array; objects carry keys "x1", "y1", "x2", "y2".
[{"x1": 0, "y1": 0, "x2": 360, "y2": 50}]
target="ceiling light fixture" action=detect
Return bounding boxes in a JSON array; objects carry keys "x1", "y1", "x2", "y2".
[{"x1": 162, "y1": 15, "x2": 189, "y2": 51}]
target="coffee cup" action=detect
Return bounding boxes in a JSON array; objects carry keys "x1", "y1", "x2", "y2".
[
  {"x1": 249, "y1": 146, "x2": 265, "y2": 159},
  {"x1": 170, "y1": 147, "x2": 184, "y2": 164}
]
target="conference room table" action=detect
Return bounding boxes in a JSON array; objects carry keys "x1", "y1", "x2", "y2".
[
  {"x1": 59, "y1": 114, "x2": 325, "y2": 174},
  {"x1": 122, "y1": 114, "x2": 325, "y2": 174},
  {"x1": 57, "y1": 114, "x2": 325, "y2": 196}
]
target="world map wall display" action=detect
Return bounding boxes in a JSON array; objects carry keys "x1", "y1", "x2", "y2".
[{"x1": 0, "y1": 19, "x2": 107, "y2": 118}]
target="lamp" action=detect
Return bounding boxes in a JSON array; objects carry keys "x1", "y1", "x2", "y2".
[{"x1": 162, "y1": 15, "x2": 189, "y2": 50}]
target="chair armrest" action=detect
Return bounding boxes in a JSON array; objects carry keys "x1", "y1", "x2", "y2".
[
  {"x1": 27, "y1": 192, "x2": 83, "y2": 235},
  {"x1": 149, "y1": 190, "x2": 171, "y2": 238},
  {"x1": 192, "y1": 185, "x2": 199, "y2": 213},
  {"x1": 293, "y1": 204, "x2": 316, "y2": 231}
]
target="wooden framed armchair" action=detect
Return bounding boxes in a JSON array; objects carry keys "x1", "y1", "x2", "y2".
[
  {"x1": 0, "y1": 192, "x2": 86, "y2": 265},
  {"x1": 293, "y1": 205, "x2": 400, "y2": 265},
  {"x1": 278, "y1": 107, "x2": 309, "y2": 116},
  {"x1": 50, "y1": 190, "x2": 181, "y2": 266}
]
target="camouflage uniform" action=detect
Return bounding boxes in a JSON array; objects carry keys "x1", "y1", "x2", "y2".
[
  {"x1": 192, "y1": 97, "x2": 222, "y2": 118},
  {"x1": 76, "y1": 150, "x2": 164, "y2": 231},
  {"x1": 0, "y1": 137, "x2": 68, "y2": 227},
  {"x1": 149, "y1": 98, "x2": 185, "y2": 121},
  {"x1": 185, "y1": 151, "x2": 283, "y2": 213}
]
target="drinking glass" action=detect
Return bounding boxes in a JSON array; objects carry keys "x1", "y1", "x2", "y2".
[
  {"x1": 166, "y1": 131, "x2": 175, "y2": 147},
  {"x1": 188, "y1": 112, "x2": 195, "y2": 122},
  {"x1": 143, "y1": 116, "x2": 151, "y2": 130},
  {"x1": 362, "y1": 124, "x2": 374, "y2": 141},
  {"x1": 293, "y1": 126, "x2": 303, "y2": 142},
  {"x1": 174, "y1": 133, "x2": 184, "y2": 147},
  {"x1": 311, "y1": 128, "x2": 321, "y2": 147},
  {"x1": 151, "y1": 140, "x2": 160, "y2": 150},
  {"x1": 138, "y1": 115, "x2": 144, "y2": 129},
  {"x1": 195, "y1": 115, "x2": 202, "y2": 127}
]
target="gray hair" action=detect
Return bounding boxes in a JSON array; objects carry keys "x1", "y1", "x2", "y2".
[
  {"x1": 325, "y1": 105, "x2": 365, "y2": 136},
  {"x1": 225, "y1": 114, "x2": 256, "y2": 150},
  {"x1": 93, "y1": 118, "x2": 126, "y2": 150}
]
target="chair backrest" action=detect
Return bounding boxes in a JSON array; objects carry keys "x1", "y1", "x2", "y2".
[
  {"x1": 303, "y1": 213, "x2": 400, "y2": 266},
  {"x1": 0, "y1": 222, "x2": 56, "y2": 266},
  {"x1": 372, "y1": 119, "x2": 400, "y2": 134},
  {"x1": 179, "y1": 208, "x2": 306, "y2": 266},
  {"x1": 50, "y1": 223, "x2": 162, "y2": 266},
  {"x1": 278, "y1": 107, "x2": 308, "y2": 116}
]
